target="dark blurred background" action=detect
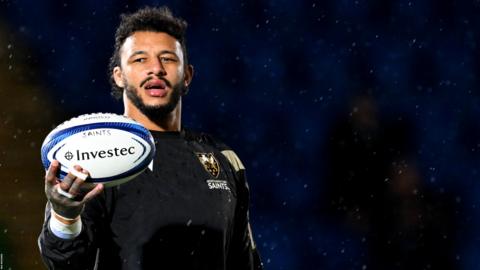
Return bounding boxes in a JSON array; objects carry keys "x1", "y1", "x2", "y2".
[{"x1": 1, "y1": 0, "x2": 480, "y2": 269}]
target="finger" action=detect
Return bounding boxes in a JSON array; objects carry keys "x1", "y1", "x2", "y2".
[
  {"x1": 50, "y1": 184, "x2": 82, "y2": 207},
  {"x1": 59, "y1": 165, "x2": 84, "y2": 191},
  {"x1": 78, "y1": 182, "x2": 98, "y2": 195},
  {"x1": 68, "y1": 167, "x2": 90, "y2": 196},
  {"x1": 59, "y1": 174, "x2": 75, "y2": 191},
  {"x1": 69, "y1": 178, "x2": 88, "y2": 197},
  {"x1": 56, "y1": 185, "x2": 75, "y2": 199},
  {"x1": 82, "y1": 184, "x2": 104, "y2": 203},
  {"x1": 50, "y1": 183, "x2": 72, "y2": 201},
  {"x1": 70, "y1": 167, "x2": 89, "y2": 180},
  {"x1": 45, "y1": 160, "x2": 60, "y2": 189}
]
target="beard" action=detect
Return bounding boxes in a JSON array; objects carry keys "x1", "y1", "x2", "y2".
[{"x1": 124, "y1": 78, "x2": 185, "y2": 121}]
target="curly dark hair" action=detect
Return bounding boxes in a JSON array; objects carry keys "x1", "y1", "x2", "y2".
[{"x1": 108, "y1": 6, "x2": 188, "y2": 99}]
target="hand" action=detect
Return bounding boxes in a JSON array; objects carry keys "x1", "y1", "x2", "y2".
[{"x1": 45, "y1": 160, "x2": 104, "y2": 219}]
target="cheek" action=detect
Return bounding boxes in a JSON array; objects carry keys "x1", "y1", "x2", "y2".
[
  {"x1": 124, "y1": 68, "x2": 145, "y2": 84},
  {"x1": 173, "y1": 65, "x2": 184, "y2": 80}
]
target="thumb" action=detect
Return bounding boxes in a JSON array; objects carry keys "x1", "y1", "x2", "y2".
[{"x1": 45, "y1": 160, "x2": 60, "y2": 189}]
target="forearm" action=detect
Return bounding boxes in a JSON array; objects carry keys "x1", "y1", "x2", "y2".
[{"x1": 38, "y1": 204, "x2": 97, "y2": 270}]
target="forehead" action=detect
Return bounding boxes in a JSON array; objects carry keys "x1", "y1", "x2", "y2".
[{"x1": 120, "y1": 31, "x2": 183, "y2": 57}]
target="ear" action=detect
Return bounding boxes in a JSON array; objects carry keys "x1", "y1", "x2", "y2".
[
  {"x1": 183, "y1": 64, "x2": 194, "y2": 95},
  {"x1": 113, "y1": 66, "x2": 125, "y2": 88}
]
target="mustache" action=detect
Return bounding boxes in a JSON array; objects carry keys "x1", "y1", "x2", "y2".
[{"x1": 139, "y1": 76, "x2": 172, "y2": 88}]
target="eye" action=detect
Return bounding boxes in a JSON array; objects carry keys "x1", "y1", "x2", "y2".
[
  {"x1": 160, "y1": 57, "x2": 177, "y2": 63},
  {"x1": 133, "y1": 58, "x2": 146, "y2": 63}
]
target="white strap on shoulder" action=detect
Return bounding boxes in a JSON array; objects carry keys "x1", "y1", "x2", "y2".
[{"x1": 221, "y1": 150, "x2": 245, "y2": 172}]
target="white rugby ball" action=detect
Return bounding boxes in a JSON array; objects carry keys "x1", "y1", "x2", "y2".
[{"x1": 41, "y1": 113, "x2": 155, "y2": 187}]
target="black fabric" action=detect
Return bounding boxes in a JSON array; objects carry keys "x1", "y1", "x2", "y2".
[{"x1": 38, "y1": 129, "x2": 262, "y2": 270}]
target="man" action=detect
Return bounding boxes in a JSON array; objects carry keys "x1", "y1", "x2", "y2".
[{"x1": 38, "y1": 6, "x2": 263, "y2": 270}]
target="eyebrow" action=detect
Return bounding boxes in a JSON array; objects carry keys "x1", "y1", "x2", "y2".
[{"x1": 128, "y1": 50, "x2": 147, "y2": 58}]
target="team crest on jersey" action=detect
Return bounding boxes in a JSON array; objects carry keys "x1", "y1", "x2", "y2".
[{"x1": 196, "y1": 152, "x2": 220, "y2": 178}]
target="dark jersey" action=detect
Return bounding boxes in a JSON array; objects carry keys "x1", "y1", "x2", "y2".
[{"x1": 38, "y1": 130, "x2": 262, "y2": 270}]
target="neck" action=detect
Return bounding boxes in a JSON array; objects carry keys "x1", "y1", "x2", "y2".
[{"x1": 123, "y1": 98, "x2": 182, "y2": 132}]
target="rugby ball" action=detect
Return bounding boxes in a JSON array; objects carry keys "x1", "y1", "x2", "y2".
[{"x1": 41, "y1": 113, "x2": 155, "y2": 187}]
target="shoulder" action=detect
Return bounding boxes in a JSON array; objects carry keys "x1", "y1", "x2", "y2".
[
  {"x1": 183, "y1": 129, "x2": 245, "y2": 173},
  {"x1": 183, "y1": 129, "x2": 228, "y2": 149}
]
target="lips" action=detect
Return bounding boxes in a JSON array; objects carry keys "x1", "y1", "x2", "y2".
[
  {"x1": 144, "y1": 79, "x2": 167, "y2": 97},
  {"x1": 144, "y1": 79, "x2": 167, "y2": 90}
]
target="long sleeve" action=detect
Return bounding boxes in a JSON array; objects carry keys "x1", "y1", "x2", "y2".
[
  {"x1": 38, "y1": 193, "x2": 107, "y2": 270},
  {"x1": 222, "y1": 149, "x2": 263, "y2": 270}
]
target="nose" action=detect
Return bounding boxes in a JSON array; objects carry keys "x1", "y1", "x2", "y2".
[{"x1": 148, "y1": 57, "x2": 166, "y2": 76}]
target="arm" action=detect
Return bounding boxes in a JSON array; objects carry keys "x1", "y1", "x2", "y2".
[
  {"x1": 222, "y1": 150, "x2": 263, "y2": 270},
  {"x1": 38, "y1": 160, "x2": 104, "y2": 270},
  {"x1": 38, "y1": 202, "x2": 100, "y2": 269}
]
